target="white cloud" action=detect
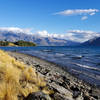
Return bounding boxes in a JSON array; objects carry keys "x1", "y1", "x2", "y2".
[
  {"x1": 36, "y1": 30, "x2": 50, "y2": 37},
  {"x1": 36, "y1": 30, "x2": 66, "y2": 39},
  {"x1": 55, "y1": 9, "x2": 99, "y2": 16},
  {"x1": 90, "y1": 12, "x2": 95, "y2": 16},
  {"x1": 67, "y1": 30, "x2": 100, "y2": 42},
  {"x1": 36, "y1": 30, "x2": 100, "y2": 42},
  {"x1": 0, "y1": 27, "x2": 33, "y2": 34},
  {"x1": 68, "y1": 30, "x2": 95, "y2": 34},
  {"x1": 55, "y1": 9, "x2": 99, "y2": 20},
  {"x1": 81, "y1": 16, "x2": 88, "y2": 20}
]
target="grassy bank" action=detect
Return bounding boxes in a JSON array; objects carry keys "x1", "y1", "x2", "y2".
[{"x1": 0, "y1": 50, "x2": 51, "y2": 100}]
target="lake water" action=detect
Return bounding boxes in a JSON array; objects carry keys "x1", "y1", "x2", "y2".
[{"x1": 0, "y1": 46, "x2": 100, "y2": 86}]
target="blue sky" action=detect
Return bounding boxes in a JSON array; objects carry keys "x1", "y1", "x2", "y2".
[{"x1": 0, "y1": 0, "x2": 100, "y2": 42}]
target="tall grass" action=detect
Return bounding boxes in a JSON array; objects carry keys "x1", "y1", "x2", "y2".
[{"x1": 0, "y1": 50, "x2": 51, "y2": 100}]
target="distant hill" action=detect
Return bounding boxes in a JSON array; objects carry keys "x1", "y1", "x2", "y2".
[
  {"x1": 82, "y1": 37, "x2": 100, "y2": 46},
  {"x1": 0, "y1": 31, "x2": 80, "y2": 46},
  {"x1": 0, "y1": 40, "x2": 36, "y2": 46}
]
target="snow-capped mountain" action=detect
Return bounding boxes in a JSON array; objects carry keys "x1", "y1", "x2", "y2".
[{"x1": 0, "y1": 31, "x2": 80, "y2": 46}]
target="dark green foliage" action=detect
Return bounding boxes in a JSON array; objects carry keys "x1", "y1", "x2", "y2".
[
  {"x1": 0, "y1": 41, "x2": 9, "y2": 46},
  {"x1": 14, "y1": 40, "x2": 36, "y2": 46},
  {"x1": 0, "y1": 40, "x2": 36, "y2": 46}
]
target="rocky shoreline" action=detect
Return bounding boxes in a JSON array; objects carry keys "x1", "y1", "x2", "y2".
[{"x1": 8, "y1": 51, "x2": 100, "y2": 100}]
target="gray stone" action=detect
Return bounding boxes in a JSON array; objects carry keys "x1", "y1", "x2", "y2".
[{"x1": 24, "y1": 92, "x2": 51, "y2": 100}]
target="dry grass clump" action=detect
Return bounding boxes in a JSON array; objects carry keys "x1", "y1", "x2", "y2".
[
  {"x1": 0, "y1": 50, "x2": 51, "y2": 100},
  {"x1": 8, "y1": 42, "x2": 16, "y2": 46}
]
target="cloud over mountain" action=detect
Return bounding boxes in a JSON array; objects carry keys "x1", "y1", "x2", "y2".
[
  {"x1": 36, "y1": 30, "x2": 100, "y2": 42},
  {"x1": 67, "y1": 30, "x2": 100, "y2": 42},
  {"x1": 0, "y1": 27, "x2": 32, "y2": 34},
  {"x1": 0, "y1": 27, "x2": 100, "y2": 43}
]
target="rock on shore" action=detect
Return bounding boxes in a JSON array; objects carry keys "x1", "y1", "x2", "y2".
[{"x1": 8, "y1": 51, "x2": 100, "y2": 100}]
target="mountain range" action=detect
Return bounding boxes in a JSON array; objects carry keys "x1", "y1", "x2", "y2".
[
  {"x1": 0, "y1": 30, "x2": 100, "y2": 46},
  {"x1": 0, "y1": 31, "x2": 80, "y2": 46},
  {"x1": 82, "y1": 37, "x2": 100, "y2": 46}
]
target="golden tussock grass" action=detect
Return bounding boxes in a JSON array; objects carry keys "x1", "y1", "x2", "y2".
[{"x1": 0, "y1": 50, "x2": 52, "y2": 100}]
